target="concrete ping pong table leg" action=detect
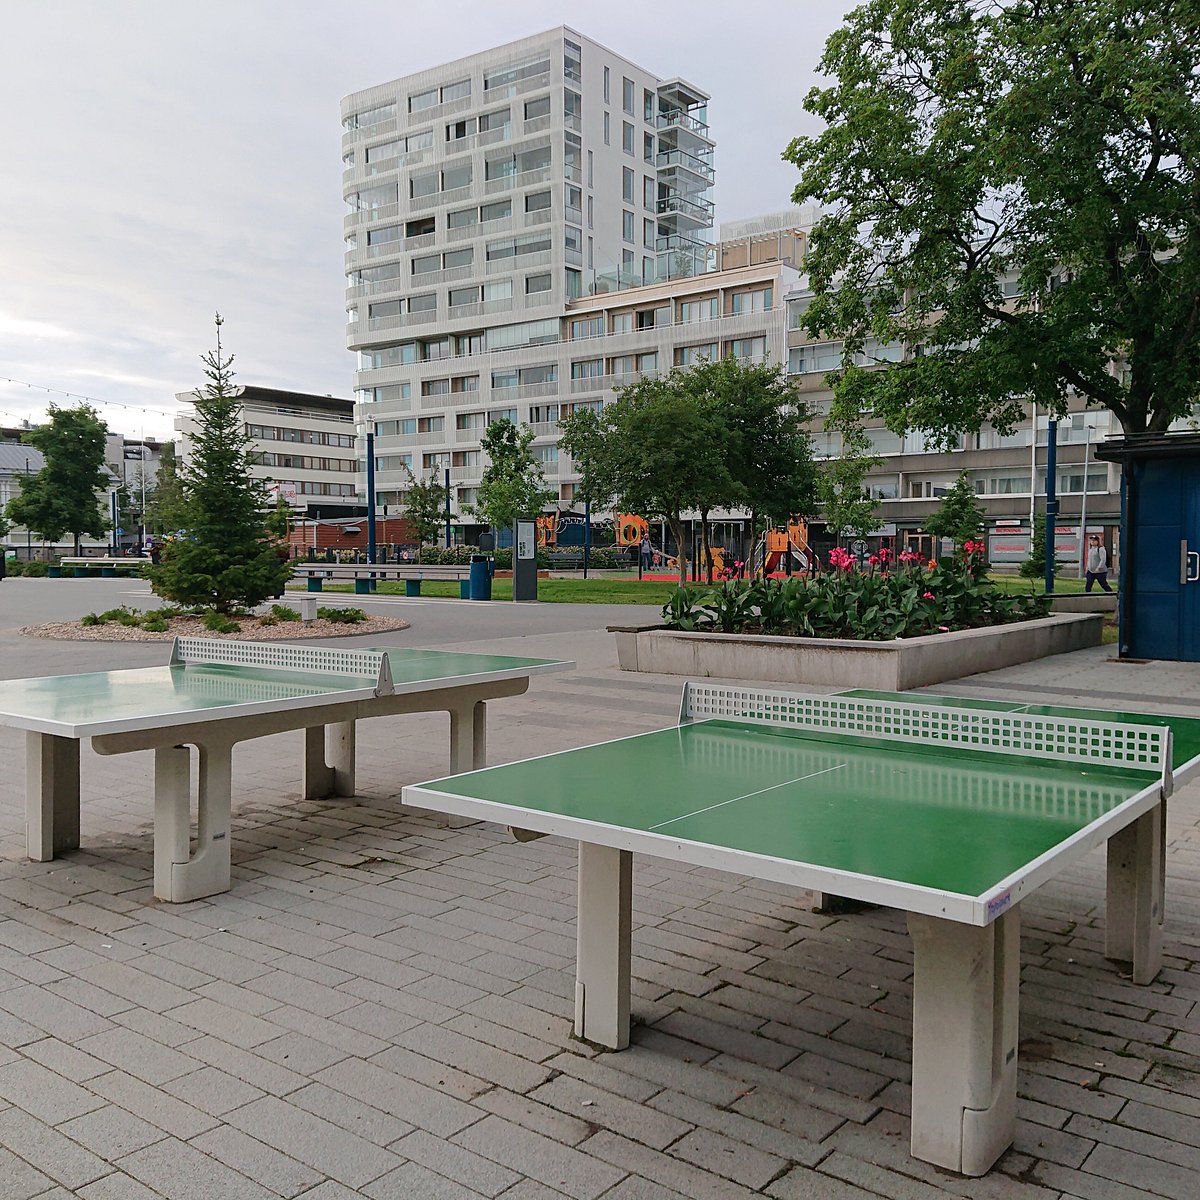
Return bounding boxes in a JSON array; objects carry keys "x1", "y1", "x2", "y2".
[
  {"x1": 448, "y1": 698, "x2": 488, "y2": 773},
  {"x1": 907, "y1": 906, "x2": 1020, "y2": 1176},
  {"x1": 303, "y1": 721, "x2": 357, "y2": 799},
  {"x1": 153, "y1": 739, "x2": 234, "y2": 903},
  {"x1": 25, "y1": 732, "x2": 81, "y2": 861},
  {"x1": 574, "y1": 841, "x2": 632, "y2": 1050},
  {"x1": 1105, "y1": 798, "x2": 1165, "y2": 985}
]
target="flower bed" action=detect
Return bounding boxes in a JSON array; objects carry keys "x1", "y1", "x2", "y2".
[
  {"x1": 612, "y1": 544, "x2": 1102, "y2": 689},
  {"x1": 665, "y1": 543, "x2": 1049, "y2": 639}
]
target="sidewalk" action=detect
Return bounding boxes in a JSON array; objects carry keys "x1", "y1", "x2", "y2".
[{"x1": 0, "y1": 587, "x2": 1196, "y2": 1199}]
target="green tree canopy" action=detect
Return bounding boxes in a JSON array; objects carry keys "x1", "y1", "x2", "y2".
[
  {"x1": 5, "y1": 404, "x2": 111, "y2": 553},
  {"x1": 785, "y1": 0, "x2": 1200, "y2": 440},
  {"x1": 467, "y1": 419, "x2": 556, "y2": 533},
  {"x1": 816, "y1": 427, "x2": 881, "y2": 544},
  {"x1": 924, "y1": 472, "x2": 986, "y2": 550},
  {"x1": 560, "y1": 369, "x2": 735, "y2": 582},
  {"x1": 400, "y1": 467, "x2": 448, "y2": 560},
  {"x1": 149, "y1": 316, "x2": 290, "y2": 611}
]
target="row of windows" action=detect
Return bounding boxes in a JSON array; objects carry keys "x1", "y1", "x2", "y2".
[
  {"x1": 566, "y1": 291, "x2": 771, "y2": 340},
  {"x1": 272, "y1": 480, "x2": 358, "y2": 497},
  {"x1": 246, "y1": 425, "x2": 355, "y2": 448},
  {"x1": 254, "y1": 453, "x2": 356, "y2": 473},
  {"x1": 361, "y1": 269, "x2": 555, "y2": 321}
]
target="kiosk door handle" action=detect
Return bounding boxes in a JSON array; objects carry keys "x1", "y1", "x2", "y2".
[{"x1": 1183, "y1": 541, "x2": 1200, "y2": 584}]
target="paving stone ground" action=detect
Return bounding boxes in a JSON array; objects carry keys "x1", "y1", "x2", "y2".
[{"x1": 0, "y1": 579, "x2": 1198, "y2": 1199}]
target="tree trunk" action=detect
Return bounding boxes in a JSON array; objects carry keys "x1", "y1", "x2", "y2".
[
  {"x1": 699, "y1": 510, "x2": 713, "y2": 583},
  {"x1": 667, "y1": 515, "x2": 687, "y2": 585}
]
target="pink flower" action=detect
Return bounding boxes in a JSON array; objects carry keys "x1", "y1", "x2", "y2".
[
  {"x1": 923, "y1": 591, "x2": 934, "y2": 599},
  {"x1": 928, "y1": 559, "x2": 938, "y2": 569},
  {"x1": 868, "y1": 554, "x2": 879, "y2": 565}
]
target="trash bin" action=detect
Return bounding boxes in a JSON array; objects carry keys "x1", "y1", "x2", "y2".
[
  {"x1": 405, "y1": 579, "x2": 422, "y2": 597},
  {"x1": 459, "y1": 579, "x2": 471, "y2": 599},
  {"x1": 469, "y1": 554, "x2": 492, "y2": 601},
  {"x1": 48, "y1": 565, "x2": 61, "y2": 578}
]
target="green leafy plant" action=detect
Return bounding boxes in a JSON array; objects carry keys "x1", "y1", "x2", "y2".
[
  {"x1": 317, "y1": 606, "x2": 367, "y2": 624},
  {"x1": 141, "y1": 619, "x2": 169, "y2": 632},
  {"x1": 660, "y1": 587, "x2": 713, "y2": 633},
  {"x1": 80, "y1": 612, "x2": 103, "y2": 626},
  {"x1": 270, "y1": 604, "x2": 302, "y2": 622},
  {"x1": 202, "y1": 611, "x2": 242, "y2": 634},
  {"x1": 257, "y1": 614, "x2": 279, "y2": 627}
]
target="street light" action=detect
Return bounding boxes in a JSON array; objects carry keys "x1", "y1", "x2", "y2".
[{"x1": 24, "y1": 457, "x2": 31, "y2": 560}]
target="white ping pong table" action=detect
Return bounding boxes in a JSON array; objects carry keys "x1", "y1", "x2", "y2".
[{"x1": 0, "y1": 638, "x2": 570, "y2": 902}]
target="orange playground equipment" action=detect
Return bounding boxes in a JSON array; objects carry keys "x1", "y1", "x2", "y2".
[{"x1": 751, "y1": 520, "x2": 813, "y2": 576}]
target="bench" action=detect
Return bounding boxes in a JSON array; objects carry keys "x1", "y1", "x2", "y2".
[
  {"x1": 56, "y1": 557, "x2": 146, "y2": 578},
  {"x1": 291, "y1": 562, "x2": 473, "y2": 596}
]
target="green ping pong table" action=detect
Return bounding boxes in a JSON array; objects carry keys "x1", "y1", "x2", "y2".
[
  {"x1": 0, "y1": 638, "x2": 570, "y2": 903},
  {"x1": 403, "y1": 682, "x2": 1177, "y2": 1177}
]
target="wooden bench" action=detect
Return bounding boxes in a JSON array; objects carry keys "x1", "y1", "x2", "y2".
[
  {"x1": 291, "y1": 562, "x2": 474, "y2": 595},
  {"x1": 56, "y1": 557, "x2": 146, "y2": 578}
]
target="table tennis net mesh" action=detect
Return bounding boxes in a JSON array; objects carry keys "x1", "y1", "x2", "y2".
[
  {"x1": 681, "y1": 684, "x2": 1170, "y2": 775},
  {"x1": 172, "y1": 638, "x2": 388, "y2": 682}
]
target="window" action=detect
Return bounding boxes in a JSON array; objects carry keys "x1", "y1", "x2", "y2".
[
  {"x1": 622, "y1": 167, "x2": 634, "y2": 203},
  {"x1": 644, "y1": 89, "x2": 654, "y2": 121},
  {"x1": 441, "y1": 79, "x2": 470, "y2": 103},
  {"x1": 729, "y1": 336, "x2": 766, "y2": 361},
  {"x1": 622, "y1": 122, "x2": 634, "y2": 154},
  {"x1": 565, "y1": 268, "x2": 581, "y2": 298},
  {"x1": 485, "y1": 230, "x2": 553, "y2": 261},
  {"x1": 479, "y1": 107, "x2": 510, "y2": 133},
  {"x1": 565, "y1": 183, "x2": 581, "y2": 212},
  {"x1": 571, "y1": 358, "x2": 603, "y2": 379},
  {"x1": 452, "y1": 375, "x2": 479, "y2": 392},
  {"x1": 564, "y1": 225, "x2": 583, "y2": 252},
  {"x1": 491, "y1": 370, "x2": 517, "y2": 390},
  {"x1": 680, "y1": 297, "x2": 718, "y2": 323},
  {"x1": 480, "y1": 199, "x2": 511, "y2": 223},
  {"x1": 423, "y1": 453, "x2": 449, "y2": 470},
  {"x1": 643, "y1": 132, "x2": 654, "y2": 162},
  {"x1": 445, "y1": 118, "x2": 474, "y2": 143},
  {"x1": 418, "y1": 415, "x2": 445, "y2": 432},
  {"x1": 677, "y1": 343, "x2": 717, "y2": 366},
  {"x1": 787, "y1": 342, "x2": 843, "y2": 374},
  {"x1": 587, "y1": 196, "x2": 593, "y2": 229},
  {"x1": 456, "y1": 411, "x2": 484, "y2": 430},
  {"x1": 643, "y1": 176, "x2": 655, "y2": 208},
  {"x1": 448, "y1": 286, "x2": 479, "y2": 308},
  {"x1": 452, "y1": 450, "x2": 480, "y2": 468},
  {"x1": 622, "y1": 77, "x2": 635, "y2": 114},
  {"x1": 368, "y1": 299, "x2": 402, "y2": 320},
  {"x1": 636, "y1": 305, "x2": 670, "y2": 330},
  {"x1": 407, "y1": 292, "x2": 436, "y2": 313},
  {"x1": 637, "y1": 351, "x2": 658, "y2": 371},
  {"x1": 610, "y1": 312, "x2": 633, "y2": 334},
  {"x1": 526, "y1": 189, "x2": 552, "y2": 212},
  {"x1": 421, "y1": 379, "x2": 449, "y2": 397},
  {"x1": 410, "y1": 172, "x2": 437, "y2": 199},
  {"x1": 421, "y1": 336, "x2": 451, "y2": 360},
  {"x1": 519, "y1": 364, "x2": 556, "y2": 385},
  {"x1": 730, "y1": 288, "x2": 772, "y2": 314},
  {"x1": 609, "y1": 354, "x2": 635, "y2": 375},
  {"x1": 367, "y1": 224, "x2": 402, "y2": 248},
  {"x1": 364, "y1": 139, "x2": 399, "y2": 164},
  {"x1": 643, "y1": 218, "x2": 655, "y2": 249},
  {"x1": 443, "y1": 247, "x2": 473, "y2": 269},
  {"x1": 484, "y1": 53, "x2": 551, "y2": 92},
  {"x1": 447, "y1": 206, "x2": 476, "y2": 229},
  {"x1": 343, "y1": 103, "x2": 396, "y2": 131},
  {"x1": 526, "y1": 273, "x2": 552, "y2": 294},
  {"x1": 603, "y1": 65, "x2": 610, "y2": 103},
  {"x1": 411, "y1": 253, "x2": 440, "y2": 275},
  {"x1": 456, "y1": 331, "x2": 486, "y2": 355},
  {"x1": 529, "y1": 404, "x2": 560, "y2": 423},
  {"x1": 603, "y1": 112, "x2": 610, "y2": 145},
  {"x1": 442, "y1": 163, "x2": 471, "y2": 191},
  {"x1": 524, "y1": 95, "x2": 551, "y2": 120},
  {"x1": 564, "y1": 39, "x2": 582, "y2": 84},
  {"x1": 399, "y1": 418, "x2": 417, "y2": 436},
  {"x1": 535, "y1": 445, "x2": 559, "y2": 463},
  {"x1": 622, "y1": 210, "x2": 634, "y2": 242},
  {"x1": 409, "y1": 88, "x2": 438, "y2": 113},
  {"x1": 488, "y1": 408, "x2": 518, "y2": 425},
  {"x1": 571, "y1": 316, "x2": 603, "y2": 340},
  {"x1": 482, "y1": 278, "x2": 513, "y2": 301},
  {"x1": 564, "y1": 89, "x2": 582, "y2": 126}
]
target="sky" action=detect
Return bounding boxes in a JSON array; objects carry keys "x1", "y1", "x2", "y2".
[{"x1": 0, "y1": 0, "x2": 856, "y2": 442}]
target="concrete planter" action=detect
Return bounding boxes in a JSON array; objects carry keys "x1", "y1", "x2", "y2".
[{"x1": 612, "y1": 613, "x2": 1104, "y2": 690}]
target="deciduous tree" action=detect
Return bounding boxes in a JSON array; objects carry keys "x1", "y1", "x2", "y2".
[
  {"x1": 467, "y1": 418, "x2": 556, "y2": 535},
  {"x1": 5, "y1": 404, "x2": 111, "y2": 554},
  {"x1": 400, "y1": 467, "x2": 449, "y2": 560},
  {"x1": 924, "y1": 471, "x2": 986, "y2": 551},
  {"x1": 785, "y1": 0, "x2": 1200, "y2": 439}
]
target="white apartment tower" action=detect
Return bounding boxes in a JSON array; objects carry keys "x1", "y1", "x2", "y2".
[{"x1": 341, "y1": 28, "x2": 714, "y2": 516}]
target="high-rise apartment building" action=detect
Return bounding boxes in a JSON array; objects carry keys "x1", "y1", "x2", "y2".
[{"x1": 341, "y1": 28, "x2": 714, "y2": 519}]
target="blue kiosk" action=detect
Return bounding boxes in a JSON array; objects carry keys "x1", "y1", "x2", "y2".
[{"x1": 1095, "y1": 432, "x2": 1200, "y2": 662}]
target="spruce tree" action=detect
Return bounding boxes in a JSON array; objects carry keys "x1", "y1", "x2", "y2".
[
  {"x1": 925, "y1": 472, "x2": 986, "y2": 551},
  {"x1": 149, "y1": 315, "x2": 290, "y2": 612}
]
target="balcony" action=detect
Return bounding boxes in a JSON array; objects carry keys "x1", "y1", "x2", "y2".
[
  {"x1": 656, "y1": 109, "x2": 711, "y2": 139},
  {"x1": 483, "y1": 164, "x2": 552, "y2": 195},
  {"x1": 485, "y1": 248, "x2": 552, "y2": 274},
  {"x1": 657, "y1": 194, "x2": 714, "y2": 224},
  {"x1": 448, "y1": 297, "x2": 513, "y2": 320},
  {"x1": 656, "y1": 148, "x2": 714, "y2": 185},
  {"x1": 515, "y1": 380, "x2": 559, "y2": 398},
  {"x1": 365, "y1": 309, "x2": 438, "y2": 333},
  {"x1": 455, "y1": 428, "x2": 483, "y2": 443},
  {"x1": 523, "y1": 114, "x2": 552, "y2": 135}
]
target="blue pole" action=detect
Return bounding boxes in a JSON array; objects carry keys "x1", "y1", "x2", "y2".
[
  {"x1": 365, "y1": 429, "x2": 377, "y2": 565},
  {"x1": 1044, "y1": 418, "x2": 1057, "y2": 594},
  {"x1": 583, "y1": 497, "x2": 591, "y2": 579},
  {"x1": 444, "y1": 467, "x2": 451, "y2": 548}
]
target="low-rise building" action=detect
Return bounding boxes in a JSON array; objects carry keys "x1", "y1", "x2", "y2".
[{"x1": 174, "y1": 386, "x2": 361, "y2": 521}]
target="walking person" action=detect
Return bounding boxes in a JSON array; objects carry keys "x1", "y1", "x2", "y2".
[
  {"x1": 640, "y1": 533, "x2": 653, "y2": 573},
  {"x1": 1085, "y1": 534, "x2": 1113, "y2": 593}
]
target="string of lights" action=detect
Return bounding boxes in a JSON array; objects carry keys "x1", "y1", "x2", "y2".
[{"x1": 0, "y1": 376, "x2": 183, "y2": 429}]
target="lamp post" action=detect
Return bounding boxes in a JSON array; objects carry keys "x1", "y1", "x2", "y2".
[{"x1": 24, "y1": 458, "x2": 31, "y2": 560}]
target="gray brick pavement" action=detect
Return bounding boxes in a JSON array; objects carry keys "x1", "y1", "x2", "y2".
[{"x1": 0, "y1": 587, "x2": 1199, "y2": 1196}]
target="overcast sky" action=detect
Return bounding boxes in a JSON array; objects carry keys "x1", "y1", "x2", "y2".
[{"x1": 0, "y1": 0, "x2": 855, "y2": 441}]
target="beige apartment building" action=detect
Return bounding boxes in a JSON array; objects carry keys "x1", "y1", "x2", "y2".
[{"x1": 174, "y1": 386, "x2": 361, "y2": 521}]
